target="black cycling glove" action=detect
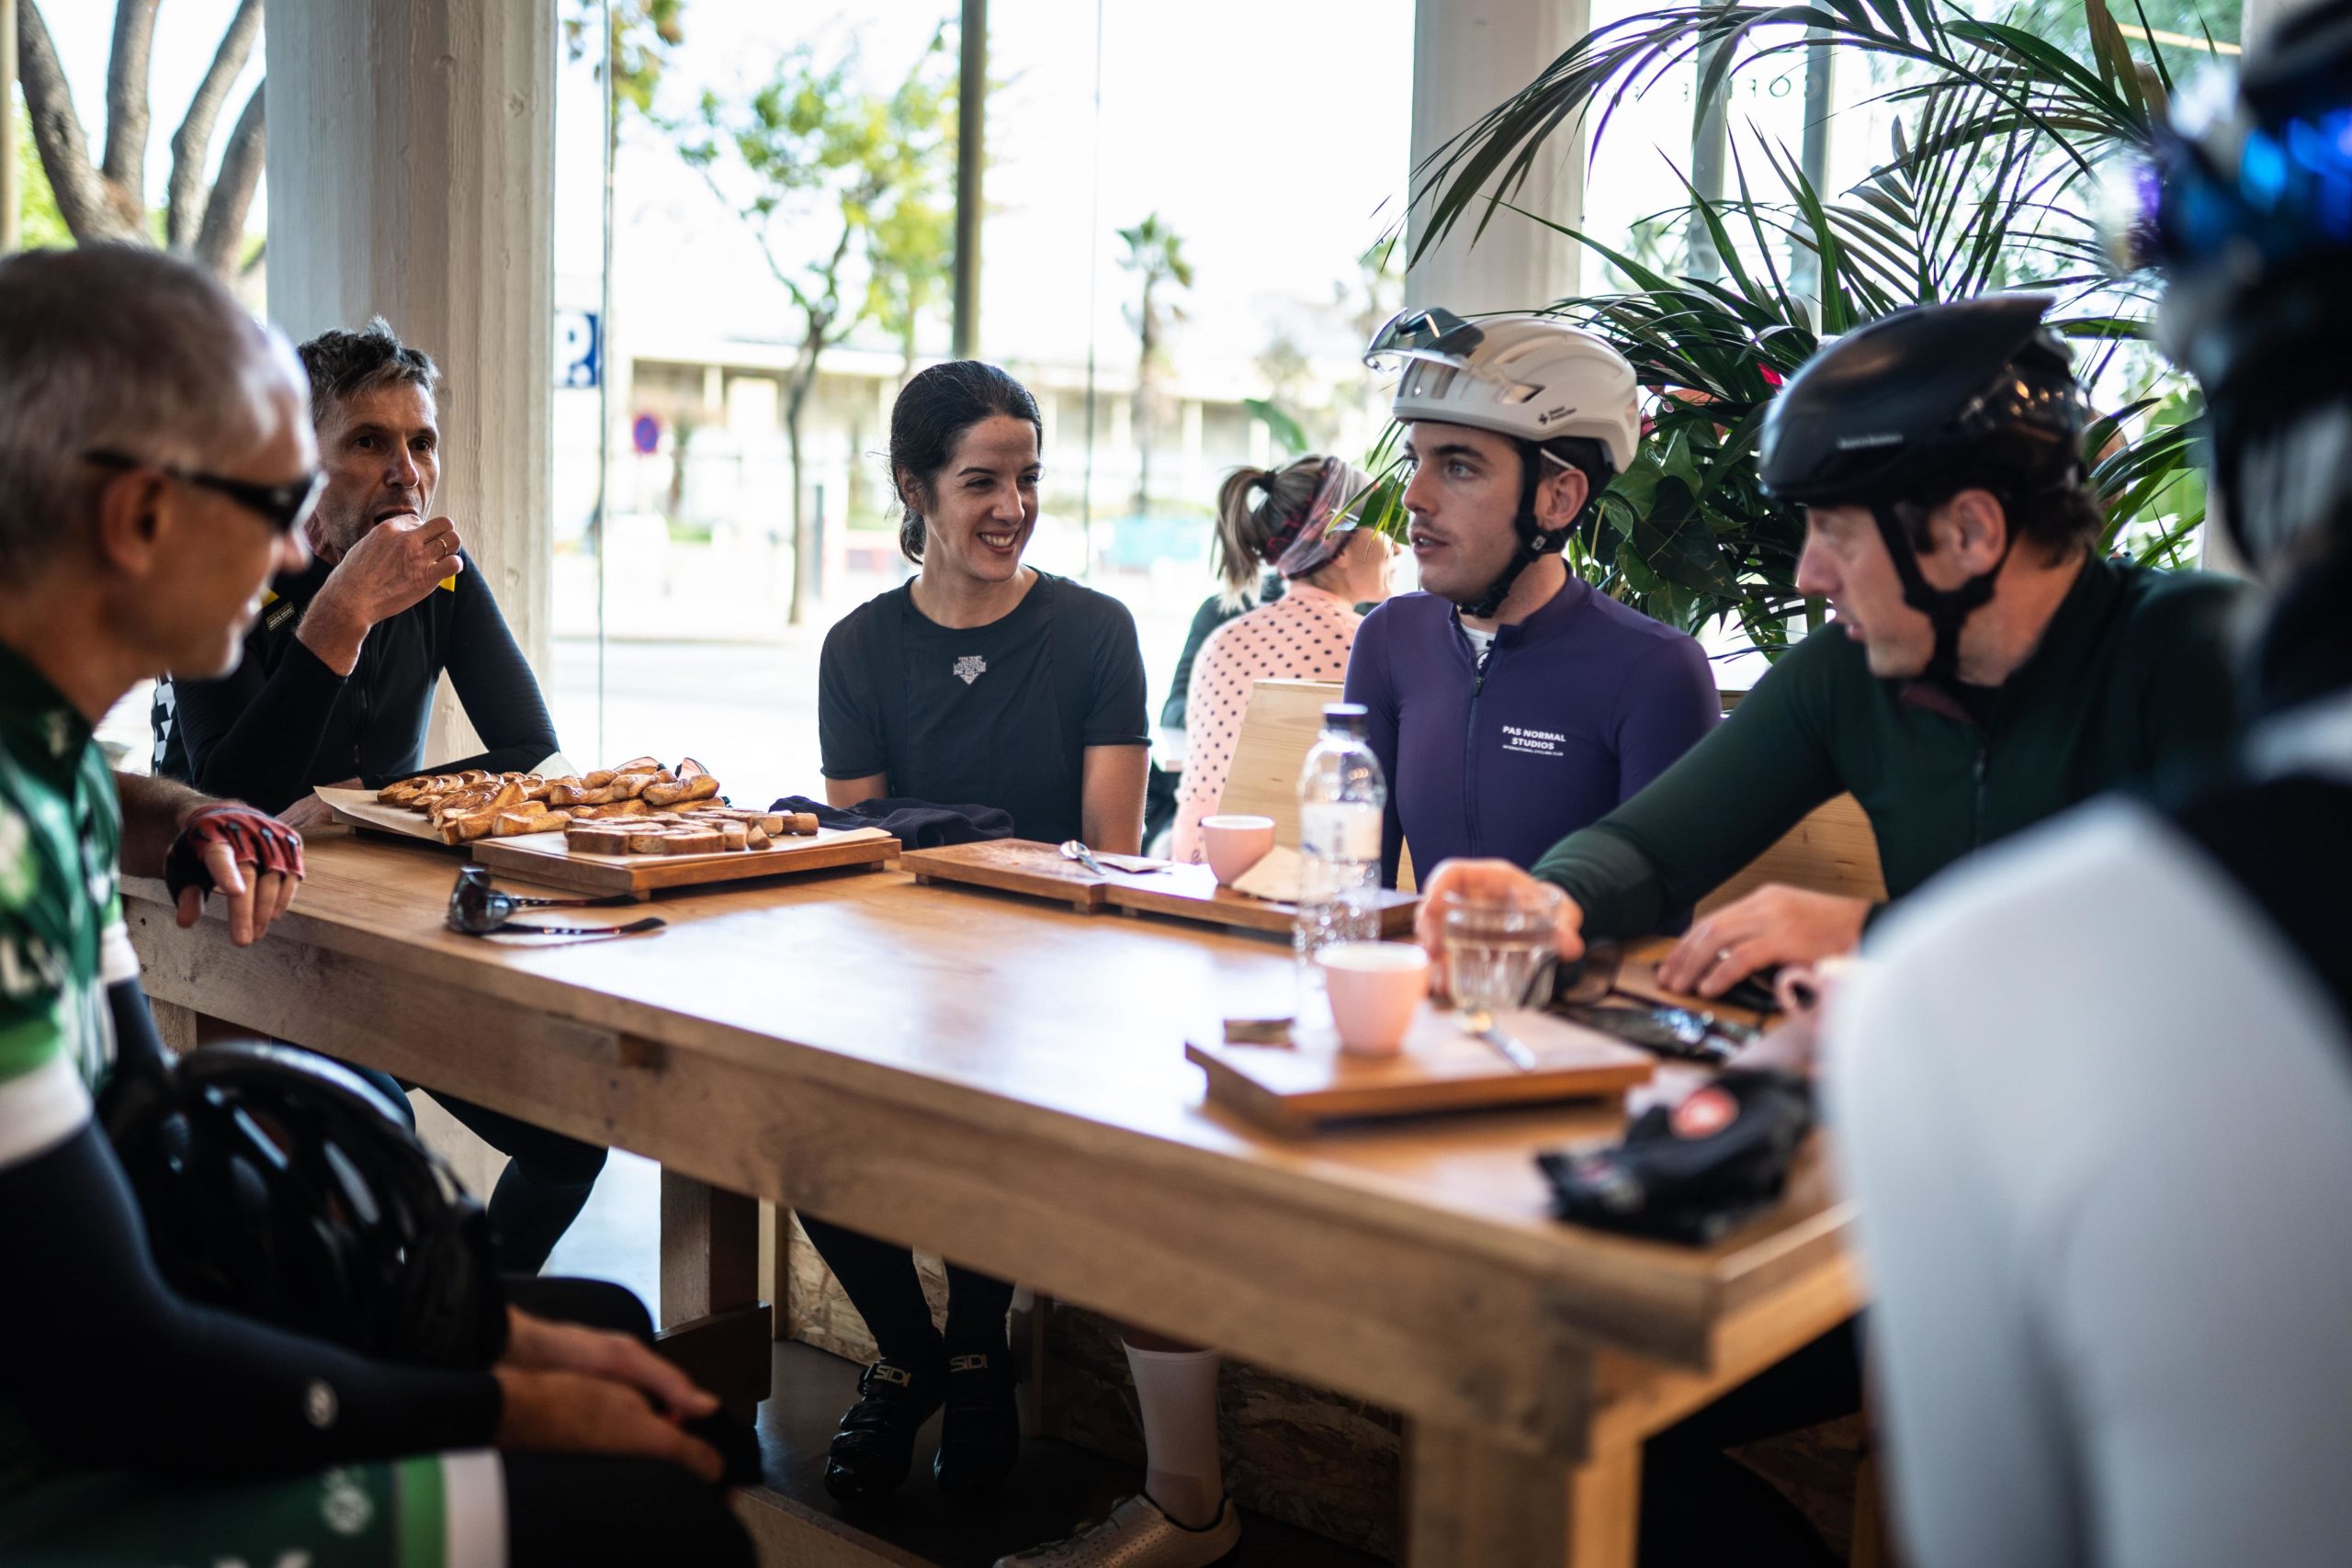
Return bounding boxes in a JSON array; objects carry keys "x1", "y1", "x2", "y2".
[{"x1": 1537, "y1": 1068, "x2": 1814, "y2": 1245}]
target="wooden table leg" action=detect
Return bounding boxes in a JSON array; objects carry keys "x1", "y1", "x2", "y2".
[
  {"x1": 656, "y1": 1168, "x2": 770, "y2": 1414},
  {"x1": 1405, "y1": 1421, "x2": 1639, "y2": 1568}
]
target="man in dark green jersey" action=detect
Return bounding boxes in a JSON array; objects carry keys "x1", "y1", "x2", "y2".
[
  {"x1": 0, "y1": 247, "x2": 749, "y2": 1566},
  {"x1": 1419, "y1": 295, "x2": 2242, "y2": 1002}
]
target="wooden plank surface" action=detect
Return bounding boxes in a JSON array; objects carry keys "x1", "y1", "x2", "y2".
[
  {"x1": 1188, "y1": 1005, "x2": 1653, "y2": 1135},
  {"x1": 475, "y1": 824, "x2": 896, "y2": 897}
]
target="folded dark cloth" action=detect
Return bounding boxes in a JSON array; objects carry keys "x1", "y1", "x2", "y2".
[{"x1": 770, "y1": 795, "x2": 1016, "y2": 850}]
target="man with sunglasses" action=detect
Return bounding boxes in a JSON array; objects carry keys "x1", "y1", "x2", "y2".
[
  {"x1": 1349, "y1": 308, "x2": 1718, "y2": 886},
  {"x1": 153, "y1": 316, "x2": 561, "y2": 827},
  {"x1": 150, "y1": 319, "x2": 601, "y2": 1279},
  {"x1": 0, "y1": 245, "x2": 751, "y2": 1568}
]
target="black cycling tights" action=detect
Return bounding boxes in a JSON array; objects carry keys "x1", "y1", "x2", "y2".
[
  {"x1": 355, "y1": 1066, "x2": 609, "y2": 1275},
  {"x1": 797, "y1": 1214, "x2": 1014, "y2": 1367}
]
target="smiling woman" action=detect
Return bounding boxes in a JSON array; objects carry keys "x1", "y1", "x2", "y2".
[
  {"x1": 803, "y1": 359, "x2": 1151, "y2": 1510},
  {"x1": 817, "y1": 359, "x2": 1149, "y2": 854}
]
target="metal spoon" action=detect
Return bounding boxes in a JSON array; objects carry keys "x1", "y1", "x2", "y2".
[
  {"x1": 1459, "y1": 1007, "x2": 1538, "y2": 1072},
  {"x1": 1058, "y1": 840, "x2": 1108, "y2": 876}
]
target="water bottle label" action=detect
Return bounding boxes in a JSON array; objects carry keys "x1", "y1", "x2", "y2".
[{"x1": 1299, "y1": 803, "x2": 1381, "y2": 863}]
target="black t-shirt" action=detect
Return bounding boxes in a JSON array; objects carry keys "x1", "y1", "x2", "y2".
[
  {"x1": 151, "y1": 551, "x2": 559, "y2": 813},
  {"x1": 819, "y1": 571, "x2": 1148, "y2": 844}
]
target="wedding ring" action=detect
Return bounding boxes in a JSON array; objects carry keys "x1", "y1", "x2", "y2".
[{"x1": 1714, "y1": 946, "x2": 1735, "y2": 966}]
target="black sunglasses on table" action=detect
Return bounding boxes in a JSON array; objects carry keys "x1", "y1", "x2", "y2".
[{"x1": 85, "y1": 448, "x2": 324, "y2": 536}]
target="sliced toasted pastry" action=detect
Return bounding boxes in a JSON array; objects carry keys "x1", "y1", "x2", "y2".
[
  {"x1": 662, "y1": 826, "x2": 724, "y2": 855},
  {"x1": 566, "y1": 823, "x2": 634, "y2": 855},
  {"x1": 640, "y1": 775, "x2": 719, "y2": 807}
]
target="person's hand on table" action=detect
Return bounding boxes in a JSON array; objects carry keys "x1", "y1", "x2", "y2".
[
  {"x1": 277, "y1": 779, "x2": 359, "y2": 834},
  {"x1": 1413, "y1": 858, "x2": 1586, "y2": 993},
  {"x1": 1657, "y1": 884, "x2": 1871, "y2": 998},
  {"x1": 167, "y1": 803, "x2": 305, "y2": 947}
]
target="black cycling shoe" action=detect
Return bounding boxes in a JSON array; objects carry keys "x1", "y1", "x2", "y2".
[
  {"x1": 823, "y1": 1359, "x2": 944, "y2": 1503},
  {"x1": 933, "y1": 1348, "x2": 1022, "y2": 1496}
]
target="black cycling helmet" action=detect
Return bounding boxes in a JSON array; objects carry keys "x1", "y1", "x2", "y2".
[
  {"x1": 1760, "y1": 296, "x2": 2087, "y2": 685},
  {"x1": 103, "y1": 1040, "x2": 508, "y2": 1369}
]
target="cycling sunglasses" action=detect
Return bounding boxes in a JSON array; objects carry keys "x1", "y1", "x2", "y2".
[
  {"x1": 85, "y1": 449, "x2": 325, "y2": 536},
  {"x1": 1364, "y1": 305, "x2": 1487, "y2": 362}
]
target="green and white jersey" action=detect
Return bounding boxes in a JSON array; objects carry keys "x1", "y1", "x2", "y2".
[{"x1": 0, "y1": 642, "x2": 135, "y2": 1178}]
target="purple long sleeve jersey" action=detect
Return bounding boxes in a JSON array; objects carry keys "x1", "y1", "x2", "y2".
[{"x1": 1343, "y1": 579, "x2": 1720, "y2": 887}]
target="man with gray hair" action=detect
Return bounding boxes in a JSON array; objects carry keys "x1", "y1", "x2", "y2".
[
  {"x1": 0, "y1": 246, "x2": 752, "y2": 1566},
  {"x1": 153, "y1": 315, "x2": 560, "y2": 821},
  {"x1": 153, "y1": 315, "x2": 601, "y2": 1275}
]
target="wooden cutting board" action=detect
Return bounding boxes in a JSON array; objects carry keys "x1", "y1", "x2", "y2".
[
  {"x1": 899, "y1": 840, "x2": 1418, "y2": 936},
  {"x1": 1187, "y1": 1004, "x2": 1654, "y2": 1136},
  {"x1": 319, "y1": 786, "x2": 456, "y2": 845},
  {"x1": 471, "y1": 824, "x2": 898, "y2": 898},
  {"x1": 899, "y1": 839, "x2": 1114, "y2": 911},
  {"x1": 1105, "y1": 860, "x2": 1417, "y2": 938}
]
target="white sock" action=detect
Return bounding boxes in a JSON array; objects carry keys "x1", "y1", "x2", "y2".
[{"x1": 1123, "y1": 1343, "x2": 1226, "y2": 1529}]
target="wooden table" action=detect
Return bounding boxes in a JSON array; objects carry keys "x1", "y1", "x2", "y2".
[{"x1": 124, "y1": 829, "x2": 1859, "y2": 1568}]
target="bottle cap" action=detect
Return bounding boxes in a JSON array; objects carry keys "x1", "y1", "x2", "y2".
[{"x1": 1320, "y1": 702, "x2": 1369, "y2": 735}]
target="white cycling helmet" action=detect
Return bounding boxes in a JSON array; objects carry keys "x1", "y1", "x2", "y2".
[
  {"x1": 1365, "y1": 307, "x2": 1641, "y2": 472},
  {"x1": 1364, "y1": 306, "x2": 1643, "y2": 615}
]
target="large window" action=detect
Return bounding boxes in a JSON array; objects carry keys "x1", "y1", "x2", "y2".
[{"x1": 553, "y1": 1, "x2": 1415, "y2": 800}]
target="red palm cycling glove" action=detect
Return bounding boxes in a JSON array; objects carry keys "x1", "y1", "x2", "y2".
[{"x1": 164, "y1": 804, "x2": 306, "y2": 903}]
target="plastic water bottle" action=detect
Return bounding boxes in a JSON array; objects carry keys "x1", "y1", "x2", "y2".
[{"x1": 1295, "y1": 702, "x2": 1386, "y2": 966}]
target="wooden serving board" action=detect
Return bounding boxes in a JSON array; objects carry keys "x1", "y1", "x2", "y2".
[
  {"x1": 1187, "y1": 1004, "x2": 1654, "y2": 1136},
  {"x1": 1105, "y1": 860, "x2": 1417, "y2": 938},
  {"x1": 318, "y1": 786, "x2": 453, "y2": 845},
  {"x1": 899, "y1": 840, "x2": 1418, "y2": 936},
  {"x1": 899, "y1": 839, "x2": 1115, "y2": 911},
  {"x1": 471, "y1": 825, "x2": 898, "y2": 898}
]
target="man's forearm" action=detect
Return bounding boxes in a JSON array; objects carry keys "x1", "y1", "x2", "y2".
[
  {"x1": 113, "y1": 772, "x2": 213, "y2": 879},
  {"x1": 1532, "y1": 824, "x2": 1673, "y2": 942},
  {"x1": 294, "y1": 581, "x2": 370, "y2": 677}
]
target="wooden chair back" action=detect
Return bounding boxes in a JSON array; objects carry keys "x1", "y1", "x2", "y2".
[
  {"x1": 1696, "y1": 792, "x2": 1886, "y2": 912},
  {"x1": 1215, "y1": 679, "x2": 1343, "y2": 848}
]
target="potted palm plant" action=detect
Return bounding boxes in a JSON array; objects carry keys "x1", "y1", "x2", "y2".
[{"x1": 1388, "y1": 0, "x2": 2223, "y2": 653}]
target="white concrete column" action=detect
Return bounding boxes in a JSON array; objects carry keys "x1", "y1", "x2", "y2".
[
  {"x1": 265, "y1": 2, "x2": 556, "y2": 696},
  {"x1": 1407, "y1": 0, "x2": 1587, "y2": 314},
  {"x1": 2240, "y1": 0, "x2": 2301, "y2": 50}
]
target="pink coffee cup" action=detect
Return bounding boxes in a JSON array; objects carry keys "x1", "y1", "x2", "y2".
[
  {"x1": 1317, "y1": 941, "x2": 1431, "y2": 1057},
  {"x1": 1202, "y1": 813, "x2": 1277, "y2": 886}
]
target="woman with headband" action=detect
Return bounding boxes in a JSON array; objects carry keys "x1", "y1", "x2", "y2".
[{"x1": 1168, "y1": 456, "x2": 1394, "y2": 864}]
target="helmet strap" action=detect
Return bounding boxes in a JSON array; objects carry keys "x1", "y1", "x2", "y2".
[
  {"x1": 1456, "y1": 443, "x2": 1570, "y2": 620},
  {"x1": 1868, "y1": 501, "x2": 2017, "y2": 690}
]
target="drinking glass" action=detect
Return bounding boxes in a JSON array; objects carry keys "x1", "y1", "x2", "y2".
[{"x1": 1436, "y1": 884, "x2": 1566, "y2": 1021}]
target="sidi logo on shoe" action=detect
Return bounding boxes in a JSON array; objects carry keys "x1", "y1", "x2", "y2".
[{"x1": 948, "y1": 1353, "x2": 990, "y2": 1372}]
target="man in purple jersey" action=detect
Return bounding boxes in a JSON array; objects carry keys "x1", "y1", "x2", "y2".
[{"x1": 1349, "y1": 310, "x2": 1717, "y2": 886}]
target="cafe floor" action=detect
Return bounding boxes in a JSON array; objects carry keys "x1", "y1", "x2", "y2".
[{"x1": 543, "y1": 1153, "x2": 1376, "y2": 1563}]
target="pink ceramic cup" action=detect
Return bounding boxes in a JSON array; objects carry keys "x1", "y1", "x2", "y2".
[
  {"x1": 1317, "y1": 941, "x2": 1431, "y2": 1057},
  {"x1": 1202, "y1": 813, "x2": 1277, "y2": 886}
]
